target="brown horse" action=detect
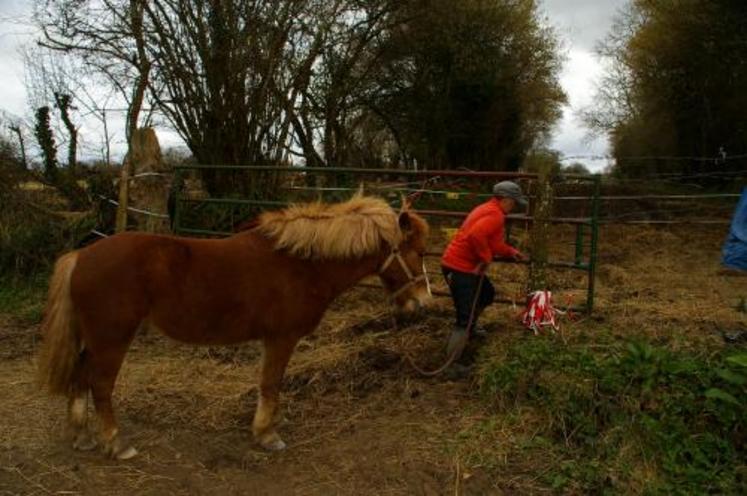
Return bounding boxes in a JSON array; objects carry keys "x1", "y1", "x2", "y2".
[{"x1": 37, "y1": 195, "x2": 430, "y2": 459}]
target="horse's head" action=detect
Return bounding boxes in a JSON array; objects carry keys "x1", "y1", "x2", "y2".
[{"x1": 377, "y1": 204, "x2": 431, "y2": 315}]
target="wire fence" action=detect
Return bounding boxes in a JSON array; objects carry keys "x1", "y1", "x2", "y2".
[
  {"x1": 560, "y1": 153, "x2": 747, "y2": 163},
  {"x1": 87, "y1": 150, "x2": 744, "y2": 233},
  {"x1": 284, "y1": 174, "x2": 740, "y2": 226}
]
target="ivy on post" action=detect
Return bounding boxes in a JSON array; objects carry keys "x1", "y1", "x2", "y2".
[
  {"x1": 528, "y1": 162, "x2": 554, "y2": 292},
  {"x1": 34, "y1": 106, "x2": 58, "y2": 182}
]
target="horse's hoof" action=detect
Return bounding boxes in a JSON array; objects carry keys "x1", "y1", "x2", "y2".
[
  {"x1": 102, "y1": 435, "x2": 138, "y2": 460},
  {"x1": 115, "y1": 446, "x2": 139, "y2": 460},
  {"x1": 72, "y1": 431, "x2": 97, "y2": 451},
  {"x1": 257, "y1": 432, "x2": 287, "y2": 451},
  {"x1": 262, "y1": 438, "x2": 287, "y2": 451}
]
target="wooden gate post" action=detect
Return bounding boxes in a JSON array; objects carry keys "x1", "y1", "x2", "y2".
[
  {"x1": 528, "y1": 162, "x2": 554, "y2": 291},
  {"x1": 115, "y1": 128, "x2": 170, "y2": 233}
]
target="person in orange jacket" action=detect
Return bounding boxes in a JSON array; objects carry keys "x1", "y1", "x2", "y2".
[{"x1": 441, "y1": 181, "x2": 529, "y2": 359}]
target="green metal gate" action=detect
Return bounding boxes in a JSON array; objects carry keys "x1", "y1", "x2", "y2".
[{"x1": 171, "y1": 165, "x2": 601, "y2": 312}]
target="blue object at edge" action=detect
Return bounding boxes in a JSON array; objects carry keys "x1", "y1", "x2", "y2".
[{"x1": 722, "y1": 187, "x2": 747, "y2": 271}]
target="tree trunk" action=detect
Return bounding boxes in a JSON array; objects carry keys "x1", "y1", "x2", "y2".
[
  {"x1": 116, "y1": 0, "x2": 151, "y2": 233},
  {"x1": 54, "y1": 93, "x2": 78, "y2": 174},
  {"x1": 9, "y1": 125, "x2": 27, "y2": 170},
  {"x1": 34, "y1": 106, "x2": 58, "y2": 182},
  {"x1": 102, "y1": 108, "x2": 111, "y2": 166}
]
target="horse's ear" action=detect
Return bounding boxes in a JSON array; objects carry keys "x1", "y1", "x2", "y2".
[{"x1": 398, "y1": 211, "x2": 412, "y2": 233}]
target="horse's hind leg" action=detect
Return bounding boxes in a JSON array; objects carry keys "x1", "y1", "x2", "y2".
[
  {"x1": 68, "y1": 350, "x2": 96, "y2": 451},
  {"x1": 88, "y1": 342, "x2": 139, "y2": 460},
  {"x1": 253, "y1": 337, "x2": 298, "y2": 451},
  {"x1": 77, "y1": 315, "x2": 140, "y2": 460}
]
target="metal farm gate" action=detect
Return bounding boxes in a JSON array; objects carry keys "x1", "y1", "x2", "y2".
[{"x1": 171, "y1": 165, "x2": 601, "y2": 313}]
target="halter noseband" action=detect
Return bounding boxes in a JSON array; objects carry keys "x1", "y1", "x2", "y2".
[{"x1": 378, "y1": 248, "x2": 429, "y2": 301}]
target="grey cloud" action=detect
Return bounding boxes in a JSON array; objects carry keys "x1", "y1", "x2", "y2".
[{"x1": 540, "y1": 0, "x2": 628, "y2": 52}]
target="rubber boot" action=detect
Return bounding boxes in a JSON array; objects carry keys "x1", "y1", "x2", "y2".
[
  {"x1": 446, "y1": 325, "x2": 468, "y2": 360},
  {"x1": 470, "y1": 305, "x2": 489, "y2": 339}
]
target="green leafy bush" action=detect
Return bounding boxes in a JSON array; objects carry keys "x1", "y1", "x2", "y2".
[{"x1": 480, "y1": 336, "x2": 747, "y2": 494}]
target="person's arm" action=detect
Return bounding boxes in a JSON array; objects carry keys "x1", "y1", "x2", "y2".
[{"x1": 477, "y1": 215, "x2": 520, "y2": 259}]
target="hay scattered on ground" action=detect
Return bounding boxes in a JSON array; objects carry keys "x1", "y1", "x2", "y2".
[{"x1": 1, "y1": 224, "x2": 745, "y2": 494}]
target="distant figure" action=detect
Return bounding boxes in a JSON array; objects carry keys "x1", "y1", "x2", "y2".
[
  {"x1": 441, "y1": 181, "x2": 529, "y2": 359},
  {"x1": 716, "y1": 146, "x2": 727, "y2": 165}
]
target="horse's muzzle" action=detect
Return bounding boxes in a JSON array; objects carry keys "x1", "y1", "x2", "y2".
[{"x1": 395, "y1": 296, "x2": 430, "y2": 325}]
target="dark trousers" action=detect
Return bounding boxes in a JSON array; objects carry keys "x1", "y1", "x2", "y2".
[{"x1": 442, "y1": 266, "x2": 495, "y2": 329}]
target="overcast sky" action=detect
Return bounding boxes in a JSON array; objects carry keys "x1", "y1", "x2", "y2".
[
  {"x1": 0, "y1": 0, "x2": 629, "y2": 171},
  {"x1": 541, "y1": 0, "x2": 629, "y2": 171},
  {"x1": 0, "y1": 0, "x2": 31, "y2": 116}
]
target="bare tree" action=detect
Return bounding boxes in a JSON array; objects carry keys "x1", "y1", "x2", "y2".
[
  {"x1": 33, "y1": 0, "x2": 400, "y2": 193},
  {"x1": 579, "y1": 4, "x2": 641, "y2": 138},
  {"x1": 116, "y1": 0, "x2": 151, "y2": 232},
  {"x1": 8, "y1": 123, "x2": 28, "y2": 170},
  {"x1": 32, "y1": 0, "x2": 568, "y2": 188},
  {"x1": 292, "y1": 1, "x2": 400, "y2": 168},
  {"x1": 0, "y1": 111, "x2": 28, "y2": 170},
  {"x1": 76, "y1": 83, "x2": 117, "y2": 166},
  {"x1": 34, "y1": 0, "x2": 148, "y2": 119},
  {"x1": 23, "y1": 45, "x2": 118, "y2": 167},
  {"x1": 33, "y1": 0, "x2": 151, "y2": 220},
  {"x1": 141, "y1": 0, "x2": 353, "y2": 193}
]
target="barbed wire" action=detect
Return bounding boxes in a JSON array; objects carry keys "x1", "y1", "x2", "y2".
[
  {"x1": 95, "y1": 194, "x2": 169, "y2": 219},
  {"x1": 601, "y1": 219, "x2": 731, "y2": 225},
  {"x1": 601, "y1": 205, "x2": 733, "y2": 220}
]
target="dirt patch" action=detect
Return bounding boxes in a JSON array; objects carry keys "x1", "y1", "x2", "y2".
[
  {"x1": 0, "y1": 319, "x2": 38, "y2": 360},
  {"x1": 0, "y1": 293, "x2": 484, "y2": 495}
]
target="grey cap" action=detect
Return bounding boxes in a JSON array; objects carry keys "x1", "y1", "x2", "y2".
[{"x1": 492, "y1": 181, "x2": 527, "y2": 207}]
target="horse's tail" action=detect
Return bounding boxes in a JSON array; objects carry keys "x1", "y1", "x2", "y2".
[{"x1": 37, "y1": 251, "x2": 81, "y2": 396}]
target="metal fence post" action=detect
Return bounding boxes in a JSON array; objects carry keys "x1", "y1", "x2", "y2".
[
  {"x1": 575, "y1": 224, "x2": 585, "y2": 266},
  {"x1": 586, "y1": 174, "x2": 602, "y2": 312},
  {"x1": 172, "y1": 167, "x2": 183, "y2": 235}
]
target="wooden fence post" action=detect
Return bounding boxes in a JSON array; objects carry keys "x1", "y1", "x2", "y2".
[
  {"x1": 116, "y1": 128, "x2": 169, "y2": 233},
  {"x1": 528, "y1": 162, "x2": 554, "y2": 291},
  {"x1": 130, "y1": 129, "x2": 170, "y2": 233},
  {"x1": 115, "y1": 156, "x2": 131, "y2": 233}
]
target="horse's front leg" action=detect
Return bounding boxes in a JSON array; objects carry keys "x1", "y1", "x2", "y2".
[{"x1": 252, "y1": 336, "x2": 298, "y2": 451}]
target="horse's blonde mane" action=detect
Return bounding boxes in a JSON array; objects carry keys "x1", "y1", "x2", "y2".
[{"x1": 257, "y1": 194, "x2": 402, "y2": 260}]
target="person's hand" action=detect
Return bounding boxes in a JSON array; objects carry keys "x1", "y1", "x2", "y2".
[{"x1": 513, "y1": 251, "x2": 529, "y2": 262}]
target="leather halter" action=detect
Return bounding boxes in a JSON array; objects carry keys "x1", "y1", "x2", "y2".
[{"x1": 378, "y1": 249, "x2": 429, "y2": 301}]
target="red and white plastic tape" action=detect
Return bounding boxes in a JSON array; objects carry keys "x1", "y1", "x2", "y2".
[{"x1": 521, "y1": 290, "x2": 564, "y2": 335}]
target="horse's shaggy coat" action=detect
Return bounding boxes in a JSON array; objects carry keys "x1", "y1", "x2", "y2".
[{"x1": 37, "y1": 195, "x2": 430, "y2": 457}]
